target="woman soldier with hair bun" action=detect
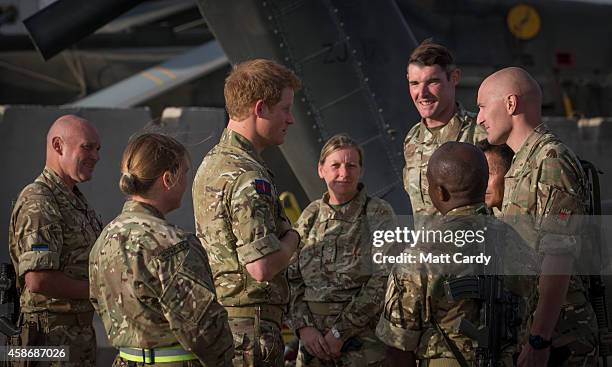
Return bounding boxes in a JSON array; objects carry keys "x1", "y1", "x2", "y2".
[{"x1": 89, "y1": 133, "x2": 233, "y2": 367}]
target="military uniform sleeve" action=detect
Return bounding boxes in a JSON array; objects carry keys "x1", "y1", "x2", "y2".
[
  {"x1": 536, "y1": 155, "x2": 587, "y2": 258},
  {"x1": 229, "y1": 171, "x2": 282, "y2": 265},
  {"x1": 11, "y1": 186, "x2": 63, "y2": 281},
  {"x1": 156, "y1": 240, "x2": 234, "y2": 366},
  {"x1": 376, "y1": 261, "x2": 425, "y2": 352},
  {"x1": 334, "y1": 201, "x2": 400, "y2": 342},
  {"x1": 403, "y1": 123, "x2": 421, "y2": 195},
  {"x1": 288, "y1": 202, "x2": 319, "y2": 333}
]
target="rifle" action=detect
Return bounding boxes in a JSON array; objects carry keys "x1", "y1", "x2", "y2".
[
  {"x1": 0, "y1": 263, "x2": 19, "y2": 337},
  {"x1": 580, "y1": 159, "x2": 611, "y2": 367},
  {"x1": 445, "y1": 275, "x2": 522, "y2": 367}
]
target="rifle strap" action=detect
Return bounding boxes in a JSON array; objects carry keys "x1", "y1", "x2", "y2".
[{"x1": 427, "y1": 297, "x2": 471, "y2": 367}]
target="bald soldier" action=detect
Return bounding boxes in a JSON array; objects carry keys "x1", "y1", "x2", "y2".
[
  {"x1": 477, "y1": 67, "x2": 598, "y2": 366},
  {"x1": 8, "y1": 115, "x2": 103, "y2": 366},
  {"x1": 377, "y1": 142, "x2": 535, "y2": 367},
  {"x1": 403, "y1": 40, "x2": 485, "y2": 226}
]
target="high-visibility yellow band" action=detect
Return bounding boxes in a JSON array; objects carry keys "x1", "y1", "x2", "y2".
[{"x1": 119, "y1": 344, "x2": 197, "y2": 363}]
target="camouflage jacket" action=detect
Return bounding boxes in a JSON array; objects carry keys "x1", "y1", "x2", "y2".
[
  {"x1": 9, "y1": 167, "x2": 102, "y2": 314},
  {"x1": 501, "y1": 124, "x2": 597, "y2": 348},
  {"x1": 376, "y1": 203, "x2": 536, "y2": 359},
  {"x1": 288, "y1": 185, "x2": 397, "y2": 340},
  {"x1": 403, "y1": 104, "x2": 485, "y2": 219},
  {"x1": 502, "y1": 124, "x2": 589, "y2": 257},
  {"x1": 193, "y1": 128, "x2": 290, "y2": 307},
  {"x1": 89, "y1": 201, "x2": 233, "y2": 366}
]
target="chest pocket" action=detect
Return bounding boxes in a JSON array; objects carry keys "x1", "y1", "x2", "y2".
[
  {"x1": 299, "y1": 200, "x2": 374, "y2": 279},
  {"x1": 504, "y1": 162, "x2": 541, "y2": 248},
  {"x1": 504, "y1": 161, "x2": 537, "y2": 216},
  {"x1": 334, "y1": 218, "x2": 372, "y2": 276}
]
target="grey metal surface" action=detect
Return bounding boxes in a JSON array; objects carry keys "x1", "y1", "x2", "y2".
[
  {"x1": 197, "y1": 0, "x2": 418, "y2": 214},
  {"x1": 67, "y1": 41, "x2": 228, "y2": 108}
]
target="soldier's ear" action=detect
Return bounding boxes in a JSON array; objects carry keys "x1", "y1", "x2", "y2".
[
  {"x1": 440, "y1": 185, "x2": 451, "y2": 202},
  {"x1": 317, "y1": 163, "x2": 324, "y2": 179},
  {"x1": 161, "y1": 171, "x2": 175, "y2": 190},
  {"x1": 506, "y1": 95, "x2": 518, "y2": 115},
  {"x1": 52, "y1": 136, "x2": 63, "y2": 155},
  {"x1": 430, "y1": 184, "x2": 446, "y2": 203},
  {"x1": 450, "y1": 68, "x2": 461, "y2": 86},
  {"x1": 254, "y1": 99, "x2": 267, "y2": 119}
]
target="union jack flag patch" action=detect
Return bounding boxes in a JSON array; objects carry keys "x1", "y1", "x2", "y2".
[
  {"x1": 558, "y1": 208, "x2": 572, "y2": 225},
  {"x1": 254, "y1": 179, "x2": 272, "y2": 196}
]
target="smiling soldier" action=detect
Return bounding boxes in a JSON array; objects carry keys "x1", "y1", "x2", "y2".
[
  {"x1": 193, "y1": 59, "x2": 302, "y2": 367},
  {"x1": 403, "y1": 40, "x2": 485, "y2": 227},
  {"x1": 8, "y1": 115, "x2": 103, "y2": 366}
]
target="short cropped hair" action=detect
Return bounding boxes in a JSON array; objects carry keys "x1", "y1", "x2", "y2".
[
  {"x1": 408, "y1": 39, "x2": 456, "y2": 78},
  {"x1": 319, "y1": 134, "x2": 364, "y2": 167},
  {"x1": 476, "y1": 139, "x2": 514, "y2": 174},
  {"x1": 224, "y1": 59, "x2": 302, "y2": 121}
]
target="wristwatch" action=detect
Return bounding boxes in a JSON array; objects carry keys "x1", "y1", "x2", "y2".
[
  {"x1": 330, "y1": 326, "x2": 341, "y2": 340},
  {"x1": 528, "y1": 334, "x2": 552, "y2": 349}
]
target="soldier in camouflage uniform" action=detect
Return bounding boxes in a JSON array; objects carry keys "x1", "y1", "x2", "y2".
[
  {"x1": 475, "y1": 140, "x2": 514, "y2": 215},
  {"x1": 288, "y1": 135, "x2": 397, "y2": 366},
  {"x1": 192, "y1": 59, "x2": 302, "y2": 367},
  {"x1": 377, "y1": 142, "x2": 536, "y2": 367},
  {"x1": 403, "y1": 40, "x2": 485, "y2": 225},
  {"x1": 8, "y1": 115, "x2": 102, "y2": 366},
  {"x1": 89, "y1": 133, "x2": 233, "y2": 367},
  {"x1": 477, "y1": 67, "x2": 598, "y2": 366}
]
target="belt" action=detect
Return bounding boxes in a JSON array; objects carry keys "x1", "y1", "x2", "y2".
[
  {"x1": 422, "y1": 358, "x2": 462, "y2": 367},
  {"x1": 225, "y1": 305, "x2": 283, "y2": 328},
  {"x1": 22, "y1": 311, "x2": 93, "y2": 327},
  {"x1": 119, "y1": 344, "x2": 196, "y2": 364},
  {"x1": 306, "y1": 301, "x2": 349, "y2": 316}
]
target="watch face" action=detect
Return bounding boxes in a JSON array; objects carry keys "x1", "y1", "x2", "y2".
[
  {"x1": 331, "y1": 328, "x2": 341, "y2": 339},
  {"x1": 529, "y1": 335, "x2": 551, "y2": 349}
]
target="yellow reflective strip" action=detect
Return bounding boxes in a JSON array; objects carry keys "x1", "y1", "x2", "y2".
[
  {"x1": 119, "y1": 351, "x2": 197, "y2": 363},
  {"x1": 154, "y1": 354, "x2": 197, "y2": 362},
  {"x1": 120, "y1": 351, "x2": 152, "y2": 363}
]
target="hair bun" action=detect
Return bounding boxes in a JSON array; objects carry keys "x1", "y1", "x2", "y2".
[{"x1": 119, "y1": 171, "x2": 138, "y2": 195}]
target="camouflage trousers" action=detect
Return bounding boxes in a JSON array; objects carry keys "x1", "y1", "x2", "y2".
[
  {"x1": 418, "y1": 355, "x2": 514, "y2": 367},
  {"x1": 229, "y1": 317, "x2": 284, "y2": 367},
  {"x1": 547, "y1": 345, "x2": 598, "y2": 367},
  {"x1": 9, "y1": 311, "x2": 95, "y2": 367},
  {"x1": 296, "y1": 313, "x2": 386, "y2": 367},
  {"x1": 112, "y1": 357, "x2": 203, "y2": 367}
]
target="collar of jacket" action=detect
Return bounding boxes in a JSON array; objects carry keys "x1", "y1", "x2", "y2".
[
  {"x1": 417, "y1": 102, "x2": 472, "y2": 143},
  {"x1": 319, "y1": 183, "x2": 367, "y2": 222},
  {"x1": 41, "y1": 167, "x2": 88, "y2": 211},
  {"x1": 122, "y1": 200, "x2": 165, "y2": 220},
  {"x1": 505, "y1": 122, "x2": 550, "y2": 179},
  {"x1": 218, "y1": 128, "x2": 268, "y2": 168},
  {"x1": 445, "y1": 202, "x2": 489, "y2": 216}
]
